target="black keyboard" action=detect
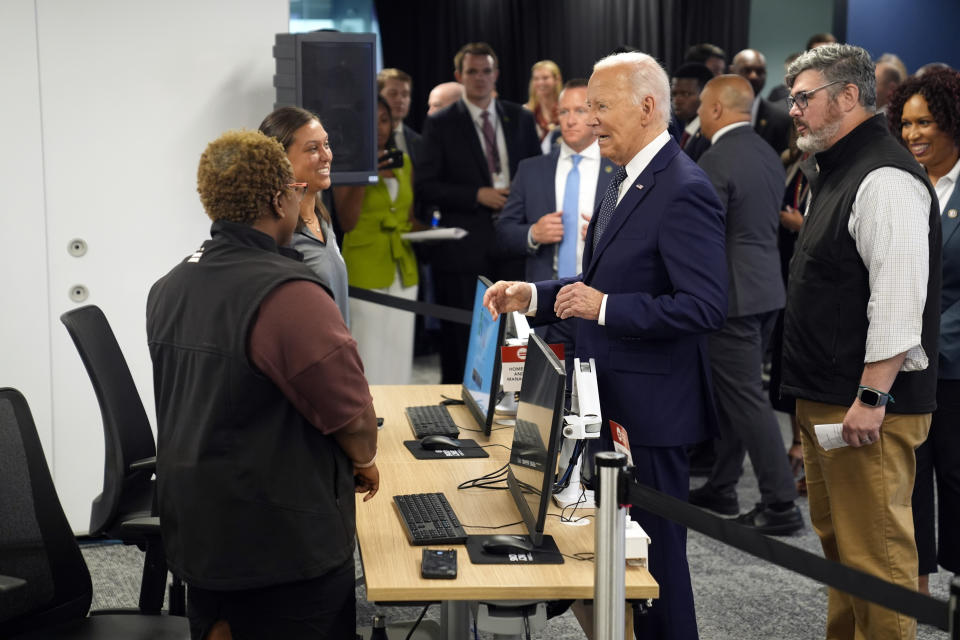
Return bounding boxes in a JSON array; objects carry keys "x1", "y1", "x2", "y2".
[
  {"x1": 405, "y1": 405, "x2": 459, "y2": 439},
  {"x1": 392, "y1": 492, "x2": 468, "y2": 545}
]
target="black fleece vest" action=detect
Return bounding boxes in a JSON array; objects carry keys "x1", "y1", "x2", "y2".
[
  {"x1": 146, "y1": 221, "x2": 355, "y2": 590},
  {"x1": 781, "y1": 115, "x2": 941, "y2": 413}
]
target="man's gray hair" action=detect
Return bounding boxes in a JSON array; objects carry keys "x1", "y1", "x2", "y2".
[
  {"x1": 594, "y1": 51, "x2": 671, "y2": 127},
  {"x1": 785, "y1": 43, "x2": 876, "y2": 110}
]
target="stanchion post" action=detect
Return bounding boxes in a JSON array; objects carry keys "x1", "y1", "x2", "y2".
[
  {"x1": 951, "y1": 576, "x2": 958, "y2": 639},
  {"x1": 594, "y1": 451, "x2": 628, "y2": 640}
]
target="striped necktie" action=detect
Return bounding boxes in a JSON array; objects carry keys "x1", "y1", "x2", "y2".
[{"x1": 592, "y1": 165, "x2": 628, "y2": 251}]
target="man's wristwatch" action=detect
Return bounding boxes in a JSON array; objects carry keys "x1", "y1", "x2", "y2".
[{"x1": 857, "y1": 385, "x2": 894, "y2": 408}]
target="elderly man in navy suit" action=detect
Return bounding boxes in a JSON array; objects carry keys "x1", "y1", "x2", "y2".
[
  {"x1": 485, "y1": 51, "x2": 728, "y2": 640},
  {"x1": 496, "y1": 78, "x2": 616, "y2": 374},
  {"x1": 688, "y1": 75, "x2": 803, "y2": 534}
]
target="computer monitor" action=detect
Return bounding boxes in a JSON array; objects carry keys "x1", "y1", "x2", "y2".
[
  {"x1": 506, "y1": 333, "x2": 566, "y2": 547},
  {"x1": 460, "y1": 276, "x2": 507, "y2": 436}
]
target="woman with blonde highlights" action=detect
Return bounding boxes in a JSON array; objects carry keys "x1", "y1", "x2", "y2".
[{"x1": 524, "y1": 60, "x2": 562, "y2": 149}]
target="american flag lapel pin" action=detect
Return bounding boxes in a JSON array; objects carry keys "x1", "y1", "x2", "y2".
[{"x1": 635, "y1": 184, "x2": 643, "y2": 190}]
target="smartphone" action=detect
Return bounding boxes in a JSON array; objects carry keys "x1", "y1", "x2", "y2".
[
  {"x1": 380, "y1": 148, "x2": 404, "y2": 170},
  {"x1": 421, "y1": 548, "x2": 457, "y2": 579}
]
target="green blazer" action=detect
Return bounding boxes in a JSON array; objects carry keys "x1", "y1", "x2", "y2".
[{"x1": 342, "y1": 155, "x2": 418, "y2": 289}]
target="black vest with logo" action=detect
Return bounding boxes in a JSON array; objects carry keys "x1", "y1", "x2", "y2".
[
  {"x1": 146, "y1": 221, "x2": 355, "y2": 590},
  {"x1": 781, "y1": 115, "x2": 941, "y2": 413}
]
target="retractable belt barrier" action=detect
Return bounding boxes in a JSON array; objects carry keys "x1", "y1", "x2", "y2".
[
  {"x1": 621, "y1": 479, "x2": 954, "y2": 632},
  {"x1": 348, "y1": 286, "x2": 472, "y2": 325}
]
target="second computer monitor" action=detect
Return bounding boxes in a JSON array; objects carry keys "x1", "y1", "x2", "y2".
[
  {"x1": 461, "y1": 276, "x2": 506, "y2": 436},
  {"x1": 506, "y1": 333, "x2": 566, "y2": 547}
]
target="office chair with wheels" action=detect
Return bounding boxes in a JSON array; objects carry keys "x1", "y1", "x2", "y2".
[
  {"x1": 60, "y1": 304, "x2": 183, "y2": 615},
  {"x1": 0, "y1": 387, "x2": 189, "y2": 639}
]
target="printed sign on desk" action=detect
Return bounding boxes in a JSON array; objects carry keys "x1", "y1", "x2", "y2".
[
  {"x1": 499, "y1": 343, "x2": 565, "y2": 392},
  {"x1": 610, "y1": 420, "x2": 634, "y2": 466}
]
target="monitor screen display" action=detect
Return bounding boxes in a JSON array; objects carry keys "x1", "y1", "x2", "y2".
[
  {"x1": 461, "y1": 276, "x2": 505, "y2": 435},
  {"x1": 506, "y1": 333, "x2": 566, "y2": 547}
]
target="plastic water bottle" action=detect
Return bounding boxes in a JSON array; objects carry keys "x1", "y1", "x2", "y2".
[{"x1": 431, "y1": 210, "x2": 441, "y2": 228}]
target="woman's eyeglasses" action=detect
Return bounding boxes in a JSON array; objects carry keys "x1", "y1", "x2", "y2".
[{"x1": 287, "y1": 182, "x2": 308, "y2": 198}]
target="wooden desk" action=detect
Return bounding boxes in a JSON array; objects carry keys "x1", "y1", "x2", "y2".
[{"x1": 356, "y1": 385, "x2": 657, "y2": 634}]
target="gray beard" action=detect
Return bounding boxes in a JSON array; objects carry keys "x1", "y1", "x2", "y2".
[{"x1": 796, "y1": 117, "x2": 843, "y2": 154}]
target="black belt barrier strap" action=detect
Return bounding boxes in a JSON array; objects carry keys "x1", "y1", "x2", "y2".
[
  {"x1": 625, "y1": 480, "x2": 951, "y2": 631},
  {"x1": 348, "y1": 286, "x2": 473, "y2": 325}
]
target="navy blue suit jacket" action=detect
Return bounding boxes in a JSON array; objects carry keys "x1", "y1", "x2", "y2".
[
  {"x1": 496, "y1": 147, "x2": 617, "y2": 281},
  {"x1": 533, "y1": 138, "x2": 728, "y2": 447},
  {"x1": 939, "y1": 187, "x2": 960, "y2": 379}
]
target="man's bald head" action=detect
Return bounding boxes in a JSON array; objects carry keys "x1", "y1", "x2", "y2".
[
  {"x1": 697, "y1": 74, "x2": 754, "y2": 141},
  {"x1": 427, "y1": 81, "x2": 463, "y2": 115},
  {"x1": 731, "y1": 49, "x2": 768, "y2": 95}
]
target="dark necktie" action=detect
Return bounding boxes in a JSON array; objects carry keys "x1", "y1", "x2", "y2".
[
  {"x1": 592, "y1": 165, "x2": 628, "y2": 251},
  {"x1": 679, "y1": 131, "x2": 691, "y2": 148},
  {"x1": 480, "y1": 111, "x2": 501, "y2": 176}
]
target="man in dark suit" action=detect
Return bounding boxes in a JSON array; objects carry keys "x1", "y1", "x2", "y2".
[
  {"x1": 689, "y1": 75, "x2": 803, "y2": 534},
  {"x1": 496, "y1": 78, "x2": 616, "y2": 373},
  {"x1": 378, "y1": 68, "x2": 421, "y2": 167},
  {"x1": 671, "y1": 63, "x2": 714, "y2": 162},
  {"x1": 416, "y1": 42, "x2": 540, "y2": 383},
  {"x1": 485, "y1": 51, "x2": 727, "y2": 640},
  {"x1": 731, "y1": 49, "x2": 792, "y2": 154}
]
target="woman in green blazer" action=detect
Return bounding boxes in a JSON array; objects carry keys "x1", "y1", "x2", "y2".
[{"x1": 335, "y1": 97, "x2": 419, "y2": 384}]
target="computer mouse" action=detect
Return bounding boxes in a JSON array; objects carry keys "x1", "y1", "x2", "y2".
[
  {"x1": 419, "y1": 435, "x2": 462, "y2": 451},
  {"x1": 481, "y1": 534, "x2": 534, "y2": 555}
]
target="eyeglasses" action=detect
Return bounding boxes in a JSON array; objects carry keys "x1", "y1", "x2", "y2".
[
  {"x1": 786, "y1": 80, "x2": 844, "y2": 111},
  {"x1": 287, "y1": 182, "x2": 308, "y2": 199}
]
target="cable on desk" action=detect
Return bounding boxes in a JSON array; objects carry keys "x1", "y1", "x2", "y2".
[
  {"x1": 439, "y1": 395, "x2": 464, "y2": 405},
  {"x1": 457, "y1": 463, "x2": 509, "y2": 491},
  {"x1": 402, "y1": 604, "x2": 430, "y2": 640},
  {"x1": 460, "y1": 519, "x2": 523, "y2": 530}
]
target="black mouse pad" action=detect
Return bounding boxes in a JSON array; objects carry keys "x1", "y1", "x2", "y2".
[
  {"x1": 403, "y1": 439, "x2": 489, "y2": 460},
  {"x1": 466, "y1": 535, "x2": 563, "y2": 565}
]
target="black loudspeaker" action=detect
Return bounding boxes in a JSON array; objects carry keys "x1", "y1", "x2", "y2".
[{"x1": 274, "y1": 32, "x2": 378, "y2": 186}]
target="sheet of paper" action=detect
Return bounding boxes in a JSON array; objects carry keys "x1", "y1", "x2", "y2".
[
  {"x1": 815, "y1": 423, "x2": 848, "y2": 450},
  {"x1": 401, "y1": 227, "x2": 468, "y2": 242}
]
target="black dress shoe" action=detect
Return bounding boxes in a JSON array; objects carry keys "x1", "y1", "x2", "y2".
[
  {"x1": 689, "y1": 484, "x2": 739, "y2": 517},
  {"x1": 736, "y1": 503, "x2": 804, "y2": 535}
]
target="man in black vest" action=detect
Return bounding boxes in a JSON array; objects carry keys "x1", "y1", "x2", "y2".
[
  {"x1": 147, "y1": 130, "x2": 379, "y2": 639},
  {"x1": 781, "y1": 44, "x2": 940, "y2": 640}
]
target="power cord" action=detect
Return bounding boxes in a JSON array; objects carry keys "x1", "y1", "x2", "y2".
[
  {"x1": 402, "y1": 604, "x2": 430, "y2": 640},
  {"x1": 457, "y1": 463, "x2": 509, "y2": 491}
]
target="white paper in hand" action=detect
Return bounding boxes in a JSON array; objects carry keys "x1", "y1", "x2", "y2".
[{"x1": 815, "y1": 423, "x2": 848, "y2": 450}]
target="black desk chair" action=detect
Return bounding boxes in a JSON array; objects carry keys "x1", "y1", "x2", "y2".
[
  {"x1": 60, "y1": 305, "x2": 183, "y2": 615},
  {"x1": 0, "y1": 387, "x2": 189, "y2": 639}
]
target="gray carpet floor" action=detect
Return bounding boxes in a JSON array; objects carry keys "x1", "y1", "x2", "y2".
[{"x1": 79, "y1": 355, "x2": 954, "y2": 638}]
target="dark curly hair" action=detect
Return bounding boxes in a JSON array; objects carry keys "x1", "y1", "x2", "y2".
[
  {"x1": 196, "y1": 129, "x2": 293, "y2": 224},
  {"x1": 888, "y1": 68, "x2": 960, "y2": 150}
]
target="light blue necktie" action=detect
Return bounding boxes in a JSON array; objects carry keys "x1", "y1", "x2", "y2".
[{"x1": 557, "y1": 154, "x2": 582, "y2": 278}]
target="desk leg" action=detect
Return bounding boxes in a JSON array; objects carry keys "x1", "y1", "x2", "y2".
[
  {"x1": 440, "y1": 600, "x2": 470, "y2": 639},
  {"x1": 571, "y1": 600, "x2": 635, "y2": 640}
]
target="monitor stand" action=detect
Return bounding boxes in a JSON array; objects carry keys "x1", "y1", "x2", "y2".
[{"x1": 465, "y1": 534, "x2": 563, "y2": 565}]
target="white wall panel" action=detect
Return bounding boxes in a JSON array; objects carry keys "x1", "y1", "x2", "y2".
[{"x1": 12, "y1": 0, "x2": 288, "y2": 531}]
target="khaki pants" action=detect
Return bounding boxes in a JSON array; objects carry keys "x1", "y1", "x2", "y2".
[{"x1": 796, "y1": 399, "x2": 930, "y2": 640}]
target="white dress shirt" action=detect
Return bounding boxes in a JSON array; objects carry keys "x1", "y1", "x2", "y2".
[
  {"x1": 527, "y1": 129, "x2": 672, "y2": 324},
  {"x1": 463, "y1": 98, "x2": 510, "y2": 188},
  {"x1": 392, "y1": 122, "x2": 409, "y2": 156},
  {"x1": 848, "y1": 167, "x2": 932, "y2": 370},
  {"x1": 709, "y1": 121, "x2": 751, "y2": 145},
  {"x1": 934, "y1": 156, "x2": 960, "y2": 213},
  {"x1": 527, "y1": 139, "x2": 601, "y2": 275}
]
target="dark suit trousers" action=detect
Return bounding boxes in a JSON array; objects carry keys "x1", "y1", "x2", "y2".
[
  {"x1": 628, "y1": 444, "x2": 700, "y2": 640},
  {"x1": 707, "y1": 312, "x2": 797, "y2": 505},
  {"x1": 913, "y1": 378, "x2": 960, "y2": 574},
  {"x1": 432, "y1": 270, "x2": 474, "y2": 384}
]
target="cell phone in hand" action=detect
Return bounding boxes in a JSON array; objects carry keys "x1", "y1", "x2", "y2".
[
  {"x1": 421, "y1": 548, "x2": 457, "y2": 579},
  {"x1": 380, "y1": 148, "x2": 404, "y2": 170}
]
